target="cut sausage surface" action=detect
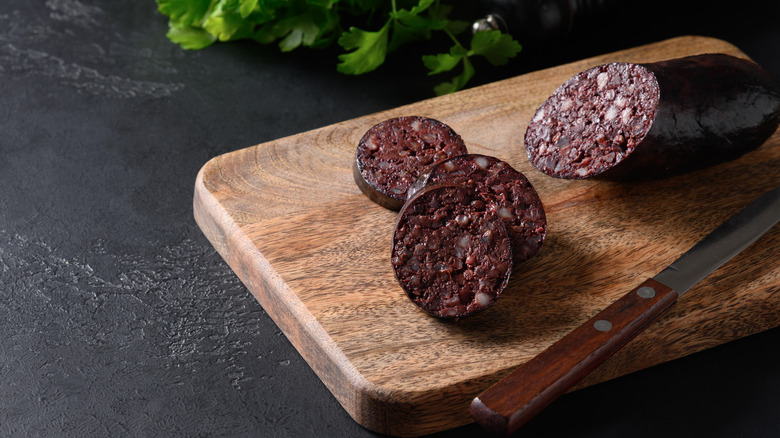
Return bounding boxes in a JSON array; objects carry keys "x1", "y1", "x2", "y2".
[
  {"x1": 392, "y1": 185, "x2": 513, "y2": 319},
  {"x1": 525, "y1": 62, "x2": 659, "y2": 179},
  {"x1": 409, "y1": 154, "x2": 546, "y2": 264},
  {"x1": 524, "y1": 54, "x2": 780, "y2": 180},
  {"x1": 354, "y1": 116, "x2": 468, "y2": 209}
]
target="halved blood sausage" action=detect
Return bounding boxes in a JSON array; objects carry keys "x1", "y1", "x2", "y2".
[
  {"x1": 392, "y1": 184, "x2": 513, "y2": 319},
  {"x1": 524, "y1": 53, "x2": 780, "y2": 180},
  {"x1": 408, "y1": 154, "x2": 546, "y2": 264},
  {"x1": 354, "y1": 116, "x2": 468, "y2": 210}
]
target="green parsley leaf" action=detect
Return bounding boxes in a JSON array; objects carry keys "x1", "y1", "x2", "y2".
[
  {"x1": 259, "y1": 14, "x2": 320, "y2": 51},
  {"x1": 423, "y1": 29, "x2": 521, "y2": 95},
  {"x1": 422, "y1": 43, "x2": 467, "y2": 75},
  {"x1": 166, "y1": 24, "x2": 217, "y2": 50},
  {"x1": 469, "y1": 30, "x2": 522, "y2": 66},
  {"x1": 203, "y1": 0, "x2": 254, "y2": 42},
  {"x1": 239, "y1": 0, "x2": 259, "y2": 18},
  {"x1": 391, "y1": 10, "x2": 446, "y2": 32},
  {"x1": 157, "y1": 0, "x2": 212, "y2": 26},
  {"x1": 336, "y1": 21, "x2": 391, "y2": 75},
  {"x1": 422, "y1": 52, "x2": 459, "y2": 74},
  {"x1": 253, "y1": 4, "x2": 339, "y2": 51},
  {"x1": 433, "y1": 57, "x2": 474, "y2": 95},
  {"x1": 442, "y1": 18, "x2": 470, "y2": 35},
  {"x1": 407, "y1": 0, "x2": 436, "y2": 14},
  {"x1": 387, "y1": 0, "x2": 447, "y2": 52}
]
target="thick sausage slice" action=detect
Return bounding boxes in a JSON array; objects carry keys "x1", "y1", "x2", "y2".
[
  {"x1": 392, "y1": 184, "x2": 513, "y2": 319},
  {"x1": 409, "y1": 154, "x2": 546, "y2": 264},
  {"x1": 354, "y1": 116, "x2": 468, "y2": 210},
  {"x1": 524, "y1": 54, "x2": 780, "y2": 180}
]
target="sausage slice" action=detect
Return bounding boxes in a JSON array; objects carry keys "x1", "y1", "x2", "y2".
[
  {"x1": 354, "y1": 116, "x2": 468, "y2": 209},
  {"x1": 392, "y1": 184, "x2": 513, "y2": 319},
  {"x1": 409, "y1": 154, "x2": 546, "y2": 264}
]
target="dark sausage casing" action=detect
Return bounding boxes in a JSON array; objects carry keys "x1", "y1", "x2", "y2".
[
  {"x1": 392, "y1": 184, "x2": 513, "y2": 319},
  {"x1": 409, "y1": 154, "x2": 546, "y2": 265},
  {"x1": 524, "y1": 53, "x2": 780, "y2": 180},
  {"x1": 354, "y1": 116, "x2": 468, "y2": 209}
]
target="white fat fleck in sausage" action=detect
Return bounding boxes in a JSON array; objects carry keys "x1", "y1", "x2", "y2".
[
  {"x1": 604, "y1": 105, "x2": 619, "y2": 121},
  {"x1": 475, "y1": 291, "x2": 491, "y2": 308},
  {"x1": 597, "y1": 72, "x2": 609, "y2": 90},
  {"x1": 497, "y1": 207, "x2": 514, "y2": 219},
  {"x1": 474, "y1": 156, "x2": 490, "y2": 169}
]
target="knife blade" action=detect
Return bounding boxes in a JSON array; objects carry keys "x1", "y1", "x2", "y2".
[{"x1": 470, "y1": 185, "x2": 780, "y2": 436}]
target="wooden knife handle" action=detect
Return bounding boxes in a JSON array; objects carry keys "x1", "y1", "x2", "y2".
[{"x1": 470, "y1": 278, "x2": 679, "y2": 436}]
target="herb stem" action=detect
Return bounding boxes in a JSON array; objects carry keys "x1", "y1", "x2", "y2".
[{"x1": 443, "y1": 28, "x2": 462, "y2": 48}]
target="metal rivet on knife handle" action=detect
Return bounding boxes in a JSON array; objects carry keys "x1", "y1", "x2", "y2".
[
  {"x1": 593, "y1": 320, "x2": 612, "y2": 332},
  {"x1": 637, "y1": 286, "x2": 656, "y2": 298}
]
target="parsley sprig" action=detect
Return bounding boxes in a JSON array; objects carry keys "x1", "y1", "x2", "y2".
[{"x1": 155, "y1": 0, "x2": 522, "y2": 94}]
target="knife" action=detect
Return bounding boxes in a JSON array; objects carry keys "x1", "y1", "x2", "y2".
[{"x1": 470, "y1": 185, "x2": 780, "y2": 436}]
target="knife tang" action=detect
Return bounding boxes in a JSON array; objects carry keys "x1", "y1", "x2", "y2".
[{"x1": 470, "y1": 278, "x2": 678, "y2": 436}]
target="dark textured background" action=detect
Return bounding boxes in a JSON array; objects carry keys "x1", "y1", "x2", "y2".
[{"x1": 1, "y1": 1, "x2": 778, "y2": 437}]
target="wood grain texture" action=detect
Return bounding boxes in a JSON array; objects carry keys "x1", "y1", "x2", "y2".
[
  {"x1": 193, "y1": 36, "x2": 780, "y2": 437},
  {"x1": 471, "y1": 279, "x2": 679, "y2": 436}
]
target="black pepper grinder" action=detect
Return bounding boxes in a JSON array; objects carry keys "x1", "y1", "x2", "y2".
[{"x1": 469, "y1": 0, "x2": 627, "y2": 47}]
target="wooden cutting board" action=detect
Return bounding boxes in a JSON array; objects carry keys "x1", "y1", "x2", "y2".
[{"x1": 193, "y1": 36, "x2": 780, "y2": 437}]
